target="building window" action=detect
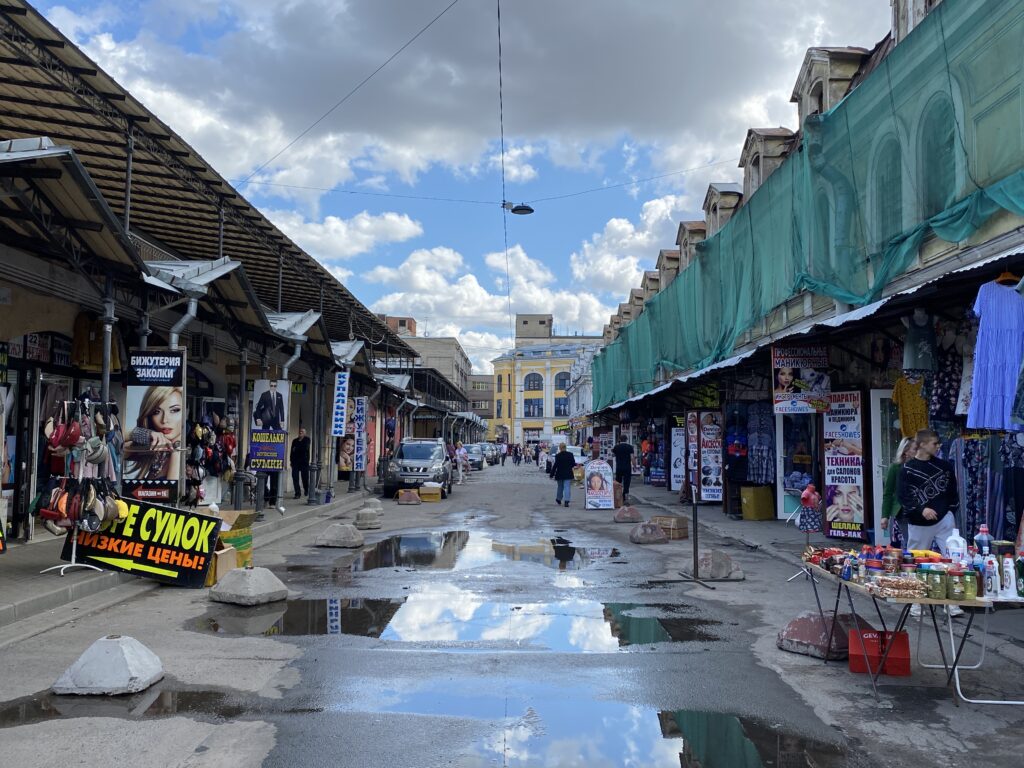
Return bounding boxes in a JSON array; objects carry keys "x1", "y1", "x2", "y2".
[
  {"x1": 524, "y1": 399, "x2": 543, "y2": 418},
  {"x1": 875, "y1": 137, "x2": 902, "y2": 249},
  {"x1": 521, "y1": 320, "x2": 529, "y2": 325},
  {"x1": 398, "y1": 318, "x2": 407, "y2": 327},
  {"x1": 507, "y1": 373, "x2": 511, "y2": 391},
  {"x1": 539, "y1": 319, "x2": 546, "y2": 325},
  {"x1": 507, "y1": 398, "x2": 512, "y2": 417},
  {"x1": 497, "y1": 376, "x2": 502, "y2": 393},
  {"x1": 554, "y1": 372, "x2": 570, "y2": 391},
  {"x1": 471, "y1": 400, "x2": 489, "y2": 409},
  {"x1": 920, "y1": 96, "x2": 956, "y2": 217},
  {"x1": 524, "y1": 373, "x2": 543, "y2": 391},
  {"x1": 554, "y1": 397, "x2": 569, "y2": 417},
  {"x1": 496, "y1": 399, "x2": 502, "y2": 418},
  {"x1": 471, "y1": 381, "x2": 488, "y2": 391}
]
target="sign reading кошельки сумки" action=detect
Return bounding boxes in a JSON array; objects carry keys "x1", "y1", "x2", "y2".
[{"x1": 61, "y1": 501, "x2": 219, "y2": 587}]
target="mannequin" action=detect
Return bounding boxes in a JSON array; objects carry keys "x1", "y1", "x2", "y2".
[{"x1": 902, "y1": 307, "x2": 936, "y2": 371}]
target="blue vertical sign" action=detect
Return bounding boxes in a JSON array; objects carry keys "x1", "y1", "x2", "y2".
[
  {"x1": 353, "y1": 396, "x2": 368, "y2": 472},
  {"x1": 331, "y1": 372, "x2": 350, "y2": 437}
]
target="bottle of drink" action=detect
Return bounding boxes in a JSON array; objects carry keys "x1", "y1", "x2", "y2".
[
  {"x1": 983, "y1": 551, "x2": 1000, "y2": 599},
  {"x1": 1001, "y1": 553, "x2": 1018, "y2": 598},
  {"x1": 975, "y1": 524, "x2": 994, "y2": 557},
  {"x1": 1016, "y1": 552, "x2": 1024, "y2": 598},
  {"x1": 945, "y1": 528, "x2": 967, "y2": 567},
  {"x1": 969, "y1": 546, "x2": 982, "y2": 575}
]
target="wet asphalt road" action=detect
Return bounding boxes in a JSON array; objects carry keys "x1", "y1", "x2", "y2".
[{"x1": 3, "y1": 463, "x2": 1023, "y2": 767}]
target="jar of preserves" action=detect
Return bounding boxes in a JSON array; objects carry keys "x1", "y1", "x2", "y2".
[
  {"x1": 927, "y1": 571, "x2": 947, "y2": 600},
  {"x1": 962, "y1": 571, "x2": 978, "y2": 600},
  {"x1": 882, "y1": 549, "x2": 901, "y2": 574},
  {"x1": 947, "y1": 570, "x2": 965, "y2": 601}
]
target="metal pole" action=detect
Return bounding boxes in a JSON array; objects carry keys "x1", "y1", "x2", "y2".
[
  {"x1": 277, "y1": 252, "x2": 284, "y2": 312},
  {"x1": 217, "y1": 203, "x2": 225, "y2": 260},
  {"x1": 123, "y1": 124, "x2": 133, "y2": 231},
  {"x1": 101, "y1": 277, "x2": 114, "y2": 405},
  {"x1": 239, "y1": 346, "x2": 248, "y2": 468}
]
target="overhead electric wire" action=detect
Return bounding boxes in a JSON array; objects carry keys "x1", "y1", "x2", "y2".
[
  {"x1": 238, "y1": 0, "x2": 463, "y2": 185},
  {"x1": 497, "y1": 0, "x2": 514, "y2": 341}
]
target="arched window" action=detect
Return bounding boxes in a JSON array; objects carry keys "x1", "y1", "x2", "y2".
[
  {"x1": 524, "y1": 373, "x2": 543, "y2": 391},
  {"x1": 554, "y1": 372, "x2": 570, "y2": 391},
  {"x1": 920, "y1": 97, "x2": 956, "y2": 217},
  {"x1": 809, "y1": 81, "x2": 824, "y2": 116},
  {"x1": 749, "y1": 153, "x2": 762, "y2": 192},
  {"x1": 875, "y1": 137, "x2": 902, "y2": 249}
]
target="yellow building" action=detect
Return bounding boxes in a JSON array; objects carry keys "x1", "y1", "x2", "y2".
[{"x1": 490, "y1": 341, "x2": 601, "y2": 444}]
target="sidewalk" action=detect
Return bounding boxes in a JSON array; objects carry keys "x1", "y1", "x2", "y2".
[
  {"x1": 629, "y1": 485, "x2": 1024, "y2": 667},
  {"x1": 0, "y1": 488, "x2": 372, "y2": 628}
]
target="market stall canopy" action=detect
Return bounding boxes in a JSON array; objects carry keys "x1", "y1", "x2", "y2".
[
  {"x1": 331, "y1": 340, "x2": 373, "y2": 379},
  {"x1": 373, "y1": 372, "x2": 411, "y2": 395},
  {"x1": 0, "y1": 1, "x2": 413, "y2": 357},
  {"x1": 0, "y1": 137, "x2": 143, "y2": 278}
]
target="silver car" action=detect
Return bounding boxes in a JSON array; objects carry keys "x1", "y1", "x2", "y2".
[{"x1": 382, "y1": 440, "x2": 453, "y2": 498}]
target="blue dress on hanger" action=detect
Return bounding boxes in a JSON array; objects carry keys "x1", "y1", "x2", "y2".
[{"x1": 968, "y1": 282, "x2": 1024, "y2": 431}]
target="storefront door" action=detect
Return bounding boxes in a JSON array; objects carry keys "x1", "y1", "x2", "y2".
[
  {"x1": 870, "y1": 388, "x2": 900, "y2": 545},
  {"x1": 775, "y1": 413, "x2": 821, "y2": 521}
]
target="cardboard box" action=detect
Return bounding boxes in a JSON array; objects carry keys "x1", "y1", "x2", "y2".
[
  {"x1": 204, "y1": 543, "x2": 239, "y2": 587},
  {"x1": 651, "y1": 514, "x2": 689, "y2": 540},
  {"x1": 214, "y1": 508, "x2": 259, "y2": 531},
  {"x1": 848, "y1": 630, "x2": 911, "y2": 676},
  {"x1": 219, "y1": 528, "x2": 253, "y2": 567},
  {"x1": 419, "y1": 487, "x2": 442, "y2": 503},
  {"x1": 740, "y1": 485, "x2": 775, "y2": 521}
]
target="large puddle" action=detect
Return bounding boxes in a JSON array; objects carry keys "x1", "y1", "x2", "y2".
[
  {"x1": 194, "y1": 591, "x2": 720, "y2": 650},
  {"x1": 0, "y1": 683, "x2": 847, "y2": 766},
  {"x1": 286, "y1": 531, "x2": 622, "y2": 578}
]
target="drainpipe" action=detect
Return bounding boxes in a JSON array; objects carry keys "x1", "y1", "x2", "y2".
[
  {"x1": 168, "y1": 296, "x2": 199, "y2": 349},
  {"x1": 282, "y1": 342, "x2": 302, "y2": 380}
]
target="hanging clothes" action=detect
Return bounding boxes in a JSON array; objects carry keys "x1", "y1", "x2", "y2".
[
  {"x1": 892, "y1": 375, "x2": 929, "y2": 438},
  {"x1": 930, "y1": 327, "x2": 963, "y2": 420},
  {"x1": 968, "y1": 281, "x2": 1024, "y2": 431},
  {"x1": 902, "y1": 311, "x2": 937, "y2": 371},
  {"x1": 745, "y1": 402, "x2": 775, "y2": 485},
  {"x1": 955, "y1": 320, "x2": 978, "y2": 417}
]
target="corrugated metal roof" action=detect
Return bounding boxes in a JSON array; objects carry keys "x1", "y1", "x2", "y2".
[{"x1": 0, "y1": 0, "x2": 413, "y2": 357}]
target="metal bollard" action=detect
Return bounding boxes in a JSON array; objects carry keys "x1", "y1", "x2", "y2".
[
  {"x1": 254, "y1": 473, "x2": 267, "y2": 515},
  {"x1": 306, "y1": 463, "x2": 322, "y2": 505}
]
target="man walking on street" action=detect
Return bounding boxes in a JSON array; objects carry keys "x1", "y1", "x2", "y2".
[
  {"x1": 549, "y1": 442, "x2": 576, "y2": 507},
  {"x1": 500, "y1": 442, "x2": 507, "y2": 465},
  {"x1": 898, "y1": 428, "x2": 962, "y2": 617},
  {"x1": 612, "y1": 435, "x2": 634, "y2": 503},
  {"x1": 290, "y1": 427, "x2": 311, "y2": 498}
]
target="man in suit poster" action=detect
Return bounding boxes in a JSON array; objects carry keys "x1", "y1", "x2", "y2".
[{"x1": 253, "y1": 379, "x2": 287, "y2": 431}]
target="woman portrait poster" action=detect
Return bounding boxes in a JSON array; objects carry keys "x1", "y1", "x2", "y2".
[
  {"x1": 583, "y1": 459, "x2": 614, "y2": 509},
  {"x1": 124, "y1": 384, "x2": 183, "y2": 482}
]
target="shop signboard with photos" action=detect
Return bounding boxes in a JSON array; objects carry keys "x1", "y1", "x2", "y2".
[
  {"x1": 584, "y1": 459, "x2": 614, "y2": 509},
  {"x1": 670, "y1": 414, "x2": 687, "y2": 492},
  {"x1": 771, "y1": 345, "x2": 831, "y2": 414},
  {"x1": 62, "y1": 500, "x2": 218, "y2": 587},
  {"x1": 696, "y1": 410, "x2": 723, "y2": 502},
  {"x1": 823, "y1": 391, "x2": 866, "y2": 541},
  {"x1": 123, "y1": 349, "x2": 186, "y2": 504},
  {"x1": 250, "y1": 379, "x2": 289, "y2": 471}
]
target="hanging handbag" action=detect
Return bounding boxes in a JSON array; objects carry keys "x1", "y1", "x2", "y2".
[
  {"x1": 60, "y1": 402, "x2": 82, "y2": 448},
  {"x1": 49, "y1": 403, "x2": 67, "y2": 450}
]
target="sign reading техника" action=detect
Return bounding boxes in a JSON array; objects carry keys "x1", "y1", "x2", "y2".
[{"x1": 61, "y1": 501, "x2": 219, "y2": 587}]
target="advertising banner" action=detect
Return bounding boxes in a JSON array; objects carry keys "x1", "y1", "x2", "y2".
[
  {"x1": 823, "y1": 391, "x2": 866, "y2": 541},
  {"x1": 331, "y1": 371, "x2": 350, "y2": 437},
  {"x1": 61, "y1": 501, "x2": 218, "y2": 587},
  {"x1": 353, "y1": 396, "x2": 368, "y2": 472},
  {"x1": 670, "y1": 423, "x2": 687, "y2": 492},
  {"x1": 0, "y1": 341, "x2": 7, "y2": 384},
  {"x1": 583, "y1": 459, "x2": 614, "y2": 509},
  {"x1": 249, "y1": 379, "x2": 289, "y2": 471},
  {"x1": 771, "y1": 345, "x2": 831, "y2": 414},
  {"x1": 698, "y1": 411, "x2": 723, "y2": 502},
  {"x1": 123, "y1": 349, "x2": 186, "y2": 504}
]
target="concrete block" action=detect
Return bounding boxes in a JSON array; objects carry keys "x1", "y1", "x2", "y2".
[
  {"x1": 354, "y1": 509, "x2": 383, "y2": 530},
  {"x1": 697, "y1": 549, "x2": 738, "y2": 579},
  {"x1": 777, "y1": 611, "x2": 877, "y2": 660},
  {"x1": 52, "y1": 635, "x2": 163, "y2": 695},
  {"x1": 613, "y1": 506, "x2": 642, "y2": 523},
  {"x1": 209, "y1": 566, "x2": 288, "y2": 606},
  {"x1": 363, "y1": 498, "x2": 383, "y2": 511},
  {"x1": 629, "y1": 521, "x2": 668, "y2": 544},
  {"x1": 314, "y1": 523, "x2": 365, "y2": 548}
]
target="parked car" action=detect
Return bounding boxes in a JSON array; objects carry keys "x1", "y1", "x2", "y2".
[
  {"x1": 465, "y1": 443, "x2": 485, "y2": 471},
  {"x1": 483, "y1": 443, "x2": 499, "y2": 465},
  {"x1": 381, "y1": 439, "x2": 453, "y2": 499}
]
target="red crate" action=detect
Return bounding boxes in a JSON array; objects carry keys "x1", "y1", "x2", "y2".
[{"x1": 848, "y1": 630, "x2": 911, "y2": 677}]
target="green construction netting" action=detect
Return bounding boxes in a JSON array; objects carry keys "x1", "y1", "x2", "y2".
[{"x1": 594, "y1": 0, "x2": 1024, "y2": 411}]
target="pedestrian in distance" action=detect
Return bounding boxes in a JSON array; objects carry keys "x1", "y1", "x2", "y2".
[
  {"x1": 549, "y1": 442, "x2": 576, "y2": 507},
  {"x1": 290, "y1": 426, "x2": 311, "y2": 498},
  {"x1": 611, "y1": 436, "x2": 634, "y2": 502},
  {"x1": 881, "y1": 436, "x2": 916, "y2": 549},
  {"x1": 455, "y1": 441, "x2": 468, "y2": 485},
  {"x1": 500, "y1": 442, "x2": 508, "y2": 465}
]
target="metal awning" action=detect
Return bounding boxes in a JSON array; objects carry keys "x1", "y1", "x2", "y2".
[
  {"x1": 266, "y1": 309, "x2": 321, "y2": 341},
  {"x1": 373, "y1": 372, "x2": 411, "y2": 394},
  {"x1": 0, "y1": 138, "x2": 143, "y2": 276}
]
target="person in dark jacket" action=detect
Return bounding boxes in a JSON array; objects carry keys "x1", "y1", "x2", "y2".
[
  {"x1": 549, "y1": 442, "x2": 577, "y2": 507},
  {"x1": 290, "y1": 427, "x2": 311, "y2": 498}
]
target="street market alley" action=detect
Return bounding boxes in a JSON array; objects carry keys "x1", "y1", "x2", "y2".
[{"x1": 2, "y1": 464, "x2": 1023, "y2": 767}]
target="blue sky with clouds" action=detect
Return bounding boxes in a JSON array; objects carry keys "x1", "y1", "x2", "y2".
[{"x1": 37, "y1": 0, "x2": 890, "y2": 371}]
